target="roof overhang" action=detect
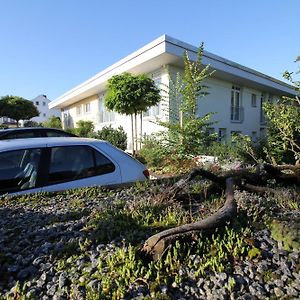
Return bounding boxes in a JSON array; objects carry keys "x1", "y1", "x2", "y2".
[{"x1": 50, "y1": 35, "x2": 296, "y2": 109}]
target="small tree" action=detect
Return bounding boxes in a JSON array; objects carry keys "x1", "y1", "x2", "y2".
[
  {"x1": 263, "y1": 56, "x2": 300, "y2": 165},
  {"x1": 0, "y1": 95, "x2": 39, "y2": 127},
  {"x1": 43, "y1": 116, "x2": 62, "y2": 129},
  {"x1": 157, "y1": 43, "x2": 216, "y2": 157},
  {"x1": 105, "y1": 72, "x2": 161, "y2": 153}
]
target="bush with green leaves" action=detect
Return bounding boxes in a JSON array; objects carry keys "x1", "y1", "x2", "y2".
[
  {"x1": 75, "y1": 120, "x2": 95, "y2": 137},
  {"x1": 93, "y1": 125, "x2": 127, "y2": 150},
  {"x1": 43, "y1": 115, "x2": 62, "y2": 129},
  {"x1": 139, "y1": 134, "x2": 170, "y2": 168}
]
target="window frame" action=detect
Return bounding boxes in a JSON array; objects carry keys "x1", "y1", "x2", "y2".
[{"x1": 230, "y1": 86, "x2": 243, "y2": 122}]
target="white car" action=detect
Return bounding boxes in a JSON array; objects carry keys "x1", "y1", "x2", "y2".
[{"x1": 0, "y1": 137, "x2": 149, "y2": 196}]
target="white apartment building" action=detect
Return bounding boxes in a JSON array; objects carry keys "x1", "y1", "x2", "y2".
[
  {"x1": 49, "y1": 35, "x2": 295, "y2": 148},
  {"x1": 30, "y1": 94, "x2": 60, "y2": 124}
]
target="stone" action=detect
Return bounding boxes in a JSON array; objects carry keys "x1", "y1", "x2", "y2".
[
  {"x1": 17, "y1": 266, "x2": 37, "y2": 280},
  {"x1": 274, "y1": 287, "x2": 284, "y2": 298},
  {"x1": 58, "y1": 272, "x2": 68, "y2": 289},
  {"x1": 285, "y1": 286, "x2": 298, "y2": 297}
]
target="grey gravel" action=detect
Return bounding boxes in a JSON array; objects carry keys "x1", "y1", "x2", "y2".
[{"x1": 0, "y1": 185, "x2": 299, "y2": 299}]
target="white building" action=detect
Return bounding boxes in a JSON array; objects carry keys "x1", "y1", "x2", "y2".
[
  {"x1": 30, "y1": 94, "x2": 60, "y2": 124},
  {"x1": 49, "y1": 35, "x2": 295, "y2": 148}
]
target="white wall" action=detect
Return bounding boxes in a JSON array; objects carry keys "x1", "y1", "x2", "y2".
[
  {"x1": 61, "y1": 64, "x2": 278, "y2": 149},
  {"x1": 30, "y1": 95, "x2": 60, "y2": 123}
]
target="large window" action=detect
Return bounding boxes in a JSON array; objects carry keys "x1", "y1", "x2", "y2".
[
  {"x1": 84, "y1": 103, "x2": 91, "y2": 113},
  {"x1": 251, "y1": 94, "x2": 257, "y2": 107},
  {"x1": 260, "y1": 93, "x2": 266, "y2": 123},
  {"x1": 99, "y1": 95, "x2": 115, "y2": 123},
  {"x1": 48, "y1": 145, "x2": 115, "y2": 184},
  {"x1": 231, "y1": 86, "x2": 243, "y2": 122},
  {"x1": 0, "y1": 148, "x2": 42, "y2": 194},
  {"x1": 76, "y1": 105, "x2": 82, "y2": 116},
  {"x1": 144, "y1": 75, "x2": 161, "y2": 117}
]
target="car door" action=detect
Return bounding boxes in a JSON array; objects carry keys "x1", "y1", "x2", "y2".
[
  {"x1": 41, "y1": 144, "x2": 121, "y2": 193},
  {"x1": 0, "y1": 147, "x2": 44, "y2": 196}
]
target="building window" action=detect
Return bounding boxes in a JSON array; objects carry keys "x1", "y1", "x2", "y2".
[
  {"x1": 43, "y1": 102, "x2": 46, "y2": 106},
  {"x1": 144, "y1": 75, "x2": 161, "y2": 117},
  {"x1": 230, "y1": 86, "x2": 243, "y2": 122},
  {"x1": 35, "y1": 101, "x2": 39, "y2": 106},
  {"x1": 84, "y1": 103, "x2": 91, "y2": 114},
  {"x1": 99, "y1": 95, "x2": 115, "y2": 123},
  {"x1": 218, "y1": 128, "x2": 227, "y2": 142},
  {"x1": 43, "y1": 113, "x2": 46, "y2": 117},
  {"x1": 260, "y1": 93, "x2": 266, "y2": 124},
  {"x1": 251, "y1": 94, "x2": 257, "y2": 107},
  {"x1": 76, "y1": 105, "x2": 82, "y2": 116}
]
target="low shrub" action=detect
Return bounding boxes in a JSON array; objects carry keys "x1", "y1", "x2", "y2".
[
  {"x1": 138, "y1": 134, "x2": 170, "y2": 169},
  {"x1": 93, "y1": 125, "x2": 127, "y2": 150},
  {"x1": 42, "y1": 116, "x2": 62, "y2": 129},
  {"x1": 75, "y1": 120, "x2": 94, "y2": 137}
]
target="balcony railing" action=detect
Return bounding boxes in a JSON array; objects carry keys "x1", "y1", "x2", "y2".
[{"x1": 230, "y1": 106, "x2": 244, "y2": 122}]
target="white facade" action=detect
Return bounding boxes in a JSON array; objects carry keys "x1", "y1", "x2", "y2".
[
  {"x1": 30, "y1": 95, "x2": 60, "y2": 124},
  {"x1": 49, "y1": 35, "x2": 295, "y2": 148}
]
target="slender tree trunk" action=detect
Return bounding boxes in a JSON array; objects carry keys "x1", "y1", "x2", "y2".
[
  {"x1": 131, "y1": 114, "x2": 135, "y2": 155},
  {"x1": 140, "y1": 113, "x2": 143, "y2": 150},
  {"x1": 135, "y1": 112, "x2": 138, "y2": 154}
]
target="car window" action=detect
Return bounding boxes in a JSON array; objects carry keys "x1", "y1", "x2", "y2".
[
  {"x1": 48, "y1": 145, "x2": 115, "y2": 184},
  {"x1": 94, "y1": 149, "x2": 115, "y2": 175},
  {"x1": 7, "y1": 131, "x2": 38, "y2": 139},
  {"x1": 46, "y1": 130, "x2": 71, "y2": 137},
  {"x1": 0, "y1": 148, "x2": 42, "y2": 194}
]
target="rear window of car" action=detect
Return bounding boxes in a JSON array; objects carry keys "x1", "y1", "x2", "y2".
[
  {"x1": 45, "y1": 130, "x2": 74, "y2": 137},
  {"x1": 1, "y1": 130, "x2": 38, "y2": 139},
  {"x1": 48, "y1": 145, "x2": 115, "y2": 184}
]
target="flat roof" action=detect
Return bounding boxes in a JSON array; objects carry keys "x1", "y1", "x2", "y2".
[{"x1": 50, "y1": 35, "x2": 296, "y2": 109}]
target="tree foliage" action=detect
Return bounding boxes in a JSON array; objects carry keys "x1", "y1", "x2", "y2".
[
  {"x1": 156, "y1": 43, "x2": 216, "y2": 157},
  {"x1": 105, "y1": 72, "x2": 161, "y2": 115},
  {"x1": 105, "y1": 72, "x2": 161, "y2": 152},
  {"x1": 0, "y1": 95, "x2": 39, "y2": 127},
  {"x1": 263, "y1": 56, "x2": 300, "y2": 164}
]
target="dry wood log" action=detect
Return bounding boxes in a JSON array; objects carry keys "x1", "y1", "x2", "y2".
[{"x1": 142, "y1": 178, "x2": 237, "y2": 261}]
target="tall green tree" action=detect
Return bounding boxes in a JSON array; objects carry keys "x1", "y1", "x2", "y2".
[
  {"x1": 105, "y1": 72, "x2": 161, "y2": 153},
  {"x1": 263, "y1": 56, "x2": 300, "y2": 164},
  {"x1": 157, "y1": 43, "x2": 216, "y2": 157},
  {"x1": 0, "y1": 95, "x2": 39, "y2": 127}
]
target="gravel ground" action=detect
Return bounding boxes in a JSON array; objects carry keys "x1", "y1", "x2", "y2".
[{"x1": 0, "y1": 183, "x2": 299, "y2": 300}]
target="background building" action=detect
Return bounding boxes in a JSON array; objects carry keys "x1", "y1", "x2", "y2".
[
  {"x1": 29, "y1": 94, "x2": 60, "y2": 124},
  {"x1": 49, "y1": 35, "x2": 296, "y2": 149}
]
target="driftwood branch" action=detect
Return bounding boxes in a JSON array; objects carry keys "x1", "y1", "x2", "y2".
[{"x1": 142, "y1": 178, "x2": 236, "y2": 261}]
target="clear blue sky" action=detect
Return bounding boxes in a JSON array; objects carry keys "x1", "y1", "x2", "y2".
[{"x1": 0, "y1": 0, "x2": 299, "y2": 101}]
